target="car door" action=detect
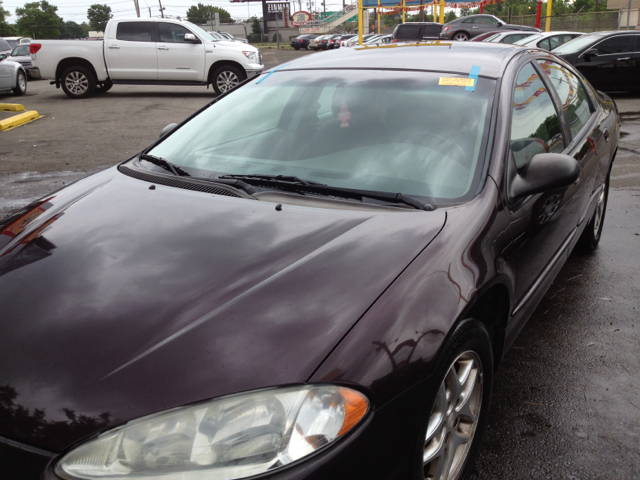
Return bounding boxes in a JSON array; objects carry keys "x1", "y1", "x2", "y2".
[
  {"x1": 156, "y1": 22, "x2": 206, "y2": 82},
  {"x1": 0, "y1": 57, "x2": 12, "y2": 89},
  {"x1": 575, "y1": 34, "x2": 634, "y2": 91},
  {"x1": 629, "y1": 35, "x2": 640, "y2": 88},
  {"x1": 505, "y1": 61, "x2": 584, "y2": 304},
  {"x1": 105, "y1": 21, "x2": 158, "y2": 81},
  {"x1": 473, "y1": 16, "x2": 501, "y2": 36}
]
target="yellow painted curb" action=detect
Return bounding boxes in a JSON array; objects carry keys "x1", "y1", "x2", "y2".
[
  {"x1": 0, "y1": 110, "x2": 42, "y2": 131},
  {"x1": 0, "y1": 103, "x2": 25, "y2": 112}
]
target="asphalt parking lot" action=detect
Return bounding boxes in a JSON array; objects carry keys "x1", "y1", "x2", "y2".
[{"x1": 1, "y1": 49, "x2": 639, "y2": 479}]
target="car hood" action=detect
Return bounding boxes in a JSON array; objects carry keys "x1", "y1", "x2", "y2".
[
  {"x1": 210, "y1": 40, "x2": 257, "y2": 52},
  {"x1": 0, "y1": 167, "x2": 446, "y2": 452}
]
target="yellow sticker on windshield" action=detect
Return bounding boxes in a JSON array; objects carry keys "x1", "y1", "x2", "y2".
[{"x1": 439, "y1": 77, "x2": 475, "y2": 87}]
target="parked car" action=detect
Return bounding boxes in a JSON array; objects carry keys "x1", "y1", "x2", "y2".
[
  {"x1": 216, "y1": 31, "x2": 248, "y2": 43},
  {"x1": 513, "y1": 31, "x2": 583, "y2": 51},
  {"x1": 366, "y1": 34, "x2": 393, "y2": 45},
  {"x1": 0, "y1": 37, "x2": 12, "y2": 56},
  {"x1": 30, "y1": 18, "x2": 263, "y2": 98},
  {"x1": 440, "y1": 14, "x2": 539, "y2": 41},
  {"x1": 326, "y1": 34, "x2": 343, "y2": 49},
  {"x1": 2, "y1": 36, "x2": 31, "y2": 49},
  {"x1": 334, "y1": 34, "x2": 356, "y2": 48},
  {"x1": 8, "y1": 43, "x2": 40, "y2": 78},
  {"x1": 318, "y1": 34, "x2": 340, "y2": 50},
  {"x1": 343, "y1": 33, "x2": 379, "y2": 47},
  {"x1": 309, "y1": 34, "x2": 328, "y2": 50},
  {"x1": 392, "y1": 22, "x2": 442, "y2": 42},
  {"x1": 471, "y1": 30, "x2": 501, "y2": 41},
  {"x1": 552, "y1": 30, "x2": 640, "y2": 91},
  {"x1": 0, "y1": 41, "x2": 618, "y2": 480},
  {"x1": 480, "y1": 30, "x2": 537, "y2": 44},
  {"x1": 290, "y1": 34, "x2": 317, "y2": 50},
  {"x1": 0, "y1": 52, "x2": 27, "y2": 95}
]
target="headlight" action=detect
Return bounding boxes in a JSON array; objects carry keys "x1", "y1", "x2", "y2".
[
  {"x1": 242, "y1": 51, "x2": 259, "y2": 63},
  {"x1": 55, "y1": 385, "x2": 368, "y2": 480}
]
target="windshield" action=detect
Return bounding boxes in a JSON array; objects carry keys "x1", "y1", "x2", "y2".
[
  {"x1": 552, "y1": 34, "x2": 600, "y2": 54},
  {"x1": 148, "y1": 70, "x2": 495, "y2": 203},
  {"x1": 513, "y1": 34, "x2": 542, "y2": 45},
  {"x1": 11, "y1": 44, "x2": 30, "y2": 56},
  {"x1": 482, "y1": 34, "x2": 500, "y2": 42},
  {"x1": 185, "y1": 22, "x2": 221, "y2": 41}
]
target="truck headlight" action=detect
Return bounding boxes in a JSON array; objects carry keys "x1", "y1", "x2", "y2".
[
  {"x1": 55, "y1": 385, "x2": 368, "y2": 480},
  {"x1": 243, "y1": 51, "x2": 259, "y2": 63}
]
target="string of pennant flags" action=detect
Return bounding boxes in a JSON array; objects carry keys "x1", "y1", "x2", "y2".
[{"x1": 377, "y1": 0, "x2": 506, "y2": 15}]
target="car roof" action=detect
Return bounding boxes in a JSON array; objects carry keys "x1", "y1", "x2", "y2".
[{"x1": 275, "y1": 41, "x2": 523, "y2": 78}]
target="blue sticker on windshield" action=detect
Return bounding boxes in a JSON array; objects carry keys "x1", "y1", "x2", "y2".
[
  {"x1": 256, "y1": 64, "x2": 290, "y2": 85},
  {"x1": 466, "y1": 65, "x2": 481, "y2": 92}
]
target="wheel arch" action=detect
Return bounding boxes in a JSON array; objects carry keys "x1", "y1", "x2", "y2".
[
  {"x1": 207, "y1": 60, "x2": 247, "y2": 86},
  {"x1": 453, "y1": 29, "x2": 472, "y2": 39},
  {"x1": 55, "y1": 58, "x2": 99, "y2": 88}
]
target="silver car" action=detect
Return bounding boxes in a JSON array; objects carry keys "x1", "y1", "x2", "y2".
[{"x1": 0, "y1": 52, "x2": 27, "y2": 96}]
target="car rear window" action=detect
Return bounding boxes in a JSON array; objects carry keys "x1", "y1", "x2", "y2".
[{"x1": 116, "y1": 22, "x2": 155, "y2": 42}]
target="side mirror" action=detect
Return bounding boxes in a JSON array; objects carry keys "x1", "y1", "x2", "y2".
[
  {"x1": 160, "y1": 123, "x2": 178, "y2": 138},
  {"x1": 0, "y1": 54, "x2": 6, "y2": 61},
  {"x1": 509, "y1": 153, "x2": 580, "y2": 202},
  {"x1": 583, "y1": 48, "x2": 598, "y2": 60},
  {"x1": 184, "y1": 33, "x2": 199, "y2": 43}
]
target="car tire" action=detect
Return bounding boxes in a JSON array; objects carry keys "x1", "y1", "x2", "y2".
[
  {"x1": 453, "y1": 32, "x2": 470, "y2": 41},
  {"x1": 95, "y1": 79, "x2": 113, "y2": 94},
  {"x1": 61, "y1": 66, "x2": 96, "y2": 99},
  {"x1": 416, "y1": 320, "x2": 493, "y2": 480},
  {"x1": 577, "y1": 170, "x2": 610, "y2": 252},
  {"x1": 13, "y1": 70, "x2": 27, "y2": 96},
  {"x1": 211, "y1": 65, "x2": 245, "y2": 96}
]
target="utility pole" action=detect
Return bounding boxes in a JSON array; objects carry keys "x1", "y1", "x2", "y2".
[
  {"x1": 149, "y1": 6, "x2": 152, "y2": 17},
  {"x1": 133, "y1": 0, "x2": 140, "y2": 17},
  {"x1": 419, "y1": 0, "x2": 424, "y2": 21},
  {"x1": 158, "y1": 0, "x2": 165, "y2": 18}
]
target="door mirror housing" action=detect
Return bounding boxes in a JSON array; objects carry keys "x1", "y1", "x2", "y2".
[
  {"x1": 583, "y1": 48, "x2": 599, "y2": 59},
  {"x1": 0, "y1": 54, "x2": 6, "y2": 61},
  {"x1": 509, "y1": 153, "x2": 580, "y2": 202},
  {"x1": 184, "y1": 33, "x2": 200, "y2": 43},
  {"x1": 160, "y1": 123, "x2": 178, "y2": 138}
]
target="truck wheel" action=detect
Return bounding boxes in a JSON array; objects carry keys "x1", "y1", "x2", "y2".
[
  {"x1": 61, "y1": 66, "x2": 96, "y2": 99},
  {"x1": 95, "y1": 79, "x2": 113, "y2": 94},
  {"x1": 212, "y1": 65, "x2": 245, "y2": 95},
  {"x1": 13, "y1": 70, "x2": 27, "y2": 96}
]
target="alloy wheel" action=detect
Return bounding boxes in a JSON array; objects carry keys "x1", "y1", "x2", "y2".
[
  {"x1": 423, "y1": 351, "x2": 483, "y2": 480},
  {"x1": 453, "y1": 33, "x2": 469, "y2": 41},
  {"x1": 18, "y1": 73, "x2": 26, "y2": 92},
  {"x1": 216, "y1": 70, "x2": 240, "y2": 93},
  {"x1": 65, "y1": 71, "x2": 89, "y2": 95}
]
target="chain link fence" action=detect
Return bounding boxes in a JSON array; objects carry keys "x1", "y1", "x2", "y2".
[{"x1": 498, "y1": 11, "x2": 621, "y2": 33}]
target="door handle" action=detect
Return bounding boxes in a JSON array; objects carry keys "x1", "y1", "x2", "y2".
[
  {"x1": 108, "y1": 45, "x2": 120, "y2": 49},
  {"x1": 472, "y1": 26, "x2": 479, "y2": 29},
  {"x1": 616, "y1": 57, "x2": 630, "y2": 61},
  {"x1": 157, "y1": 46, "x2": 169, "y2": 50},
  {"x1": 603, "y1": 129, "x2": 610, "y2": 142}
]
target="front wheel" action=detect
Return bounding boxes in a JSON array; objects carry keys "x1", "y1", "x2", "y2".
[
  {"x1": 211, "y1": 65, "x2": 245, "y2": 95},
  {"x1": 418, "y1": 321, "x2": 493, "y2": 480},
  {"x1": 61, "y1": 66, "x2": 96, "y2": 99},
  {"x1": 453, "y1": 32, "x2": 470, "y2": 41},
  {"x1": 13, "y1": 70, "x2": 27, "y2": 96}
]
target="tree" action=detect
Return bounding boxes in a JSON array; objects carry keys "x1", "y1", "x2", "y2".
[
  {"x1": 250, "y1": 16, "x2": 262, "y2": 35},
  {"x1": 87, "y1": 4, "x2": 112, "y2": 32},
  {"x1": 15, "y1": 1, "x2": 62, "y2": 39},
  {"x1": 186, "y1": 3, "x2": 233, "y2": 24},
  {"x1": 0, "y1": 1, "x2": 19, "y2": 36},
  {"x1": 59, "y1": 20, "x2": 89, "y2": 39}
]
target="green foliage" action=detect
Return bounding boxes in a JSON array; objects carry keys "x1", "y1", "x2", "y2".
[
  {"x1": 1, "y1": 1, "x2": 19, "y2": 36},
  {"x1": 87, "y1": 4, "x2": 112, "y2": 32},
  {"x1": 272, "y1": 33, "x2": 281, "y2": 42},
  {"x1": 250, "y1": 16, "x2": 262, "y2": 35},
  {"x1": 444, "y1": 11, "x2": 457, "y2": 22},
  {"x1": 247, "y1": 33, "x2": 267, "y2": 43},
  {"x1": 186, "y1": 3, "x2": 233, "y2": 24},
  {"x1": 60, "y1": 20, "x2": 89, "y2": 39},
  {"x1": 15, "y1": 1, "x2": 61, "y2": 39}
]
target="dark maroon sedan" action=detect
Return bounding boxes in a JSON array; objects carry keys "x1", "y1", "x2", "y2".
[{"x1": 0, "y1": 42, "x2": 619, "y2": 480}]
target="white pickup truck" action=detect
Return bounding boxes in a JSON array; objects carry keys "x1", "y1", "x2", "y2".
[{"x1": 30, "y1": 18, "x2": 263, "y2": 99}]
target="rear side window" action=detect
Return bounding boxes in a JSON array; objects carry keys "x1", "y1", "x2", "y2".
[
  {"x1": 537, "y1": 59, "x2": 593, "y2": 139},
  {"x1": 595, "y1": 35, "x2": 632, "y2": 54},
  {"x1": 116, "y1": 22, "x2": 155, "y2": 42},
  {"x1": 510, "y1": 62, "x2": 564, "y2": 169},
  {"x1": 423, "y1": 25, "x2": 442, "y2": 36},
  {"x1": 397, "y1": 25, "x2": 421, "y2": 39}
]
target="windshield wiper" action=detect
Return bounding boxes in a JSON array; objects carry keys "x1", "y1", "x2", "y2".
[
  {"x1": 139, "y1": 154, "x2": 190, "y2": 177},
  {"x1": 220, "y1": 174, "x2": 327, "y2": 187},
  {"x1": 218, "y1": 174, "x2": 436, "y2": 211}
]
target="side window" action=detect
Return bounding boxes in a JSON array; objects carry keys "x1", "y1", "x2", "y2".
[
  {"x1": 462, "y1": 18, "x2": 475, "y2": 23},
  {"x1": 477, "y1": 17, "x2": 498, "y2": 24},
  {"x1": 537, "y1": 59, "x2": 593, "y2": 139},
  {"x1": 510, "y1": 62, "x2": 564, "y2": 169},
  {"x1": 116, "y1": 22, "x2": 155, "y2": 42},
  {"x1": 399, "y1": 25, "x2": 422, "y2": 38},
  {"x1": 537, "y1": 38, "x2": 551, "y2": 50},
  {"x1": 158, "y1": 23, "x2": 194, "y2": 43},
  {"x1": 595, "y1": 36, "x2": 632, "y2": 54}
]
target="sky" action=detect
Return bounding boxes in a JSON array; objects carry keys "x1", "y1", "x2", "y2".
[{"x1": 1, "y1": 0, "x2": 355, "y2": 25}]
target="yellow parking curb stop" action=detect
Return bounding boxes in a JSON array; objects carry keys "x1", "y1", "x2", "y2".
[
  {"x1": 0, "y1": 110, "x2": 43, "y2": 131},
  {"x1": 0, "y1": 103, "x2": 26, "y2": 112}
]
